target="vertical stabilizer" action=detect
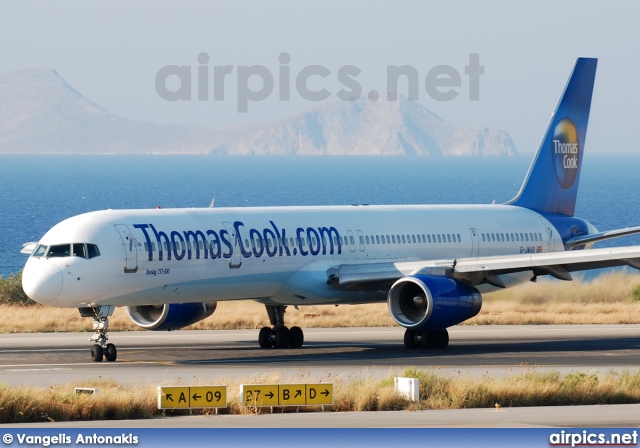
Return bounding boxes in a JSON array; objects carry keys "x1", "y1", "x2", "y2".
[{"x1": 508, "y1": 58, "x2": 597, "y2": 216}]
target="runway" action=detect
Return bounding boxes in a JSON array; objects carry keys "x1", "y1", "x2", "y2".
[
  {"x1": 1, "y1": 325, "x2": 639, "y2": 387},
  {"x1": 1, "y1": 325, "x2": 640, "y2": 427}
]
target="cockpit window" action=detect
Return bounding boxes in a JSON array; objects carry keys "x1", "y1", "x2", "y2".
[
  {"x1": 47, "y1": 244, "x2": 71, "y2": 258},
  {"x1": 72, "y1": 243, "x2": 86, "y2": 258},
  {"x1": 33, "y1": 245, "x2": 48, "y2": 257},
  {"x1": 87, "y1": 244, "x2": 100, "y2": 259},
  {"x1": 45, "y1": 243, "x2": 100, "y2": 259}
]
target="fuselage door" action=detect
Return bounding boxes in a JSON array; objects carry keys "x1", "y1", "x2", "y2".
[
  {"x1": 222, "y1": 221, "x2": 242, "y2": 268},
  {"x1": 347, "y1": 230, "x2": 356, "y2": 252},
  {"x1": 469, "y1": 228, "x2": 479, "y2": 257},
  {"x1": 356, "y1": 230, "x2": 366, "y2": 252},
  {"x1": 114, "y1": 224, "x2": 138, "y2": 273},
  {"x1": 539, "y1": 217, "x2": 556, "y2": 252}
]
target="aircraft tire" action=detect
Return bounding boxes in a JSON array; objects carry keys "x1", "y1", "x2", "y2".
[
  {"x1": 274, "y1": 326, "x2": 290, "y2": 349},
  {"x1": 258, "y1": 327, "x2": 273, "y2": 348},
  {"x1": 289, "y1": 326, "x2": 304, "y2": 348},
  {"x1": 419, "y1": 331, "x2": 436, "y2": 349},
  {"x1": 434, "y1": 329, "x2": 449, "y2": 349},
  {"x1": 105, "y1": 343, "x2": 117, "y2": 361},
  {"x1": 91, "y1": 344, "x2": 104, "y2": 362},
  {"x1": 403, "y1": 329, "x2": 418, "y2": 349}
]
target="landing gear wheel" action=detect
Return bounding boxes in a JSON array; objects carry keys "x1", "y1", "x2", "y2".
[
  {"x1": 404, "y1": 329, "x2": 418, "y2": 349},
  {"x1": 434, "y1": 329, "x2": 449, "y2": 349},
  {"x1": 91, "y1": 344, "x2": 104, "y2": 362},
  {"x1": 259, "y1": 327, "x2": 273, "y2": 348},
  {"x1": 82, "y1": 306, "x2": 116, "y2": 362},
  {"x1": 274, "y1": 326, "x2": 290, "y2": 348},
  {"x1": 289, "y1": 326, "x2": 304, "y2": 348},
  {"x1": 419, "y1": 331, "x2": 436, "y2": 349},
  {"x1": 105, "y1": 343, "x2": 117, "y2": 361}
]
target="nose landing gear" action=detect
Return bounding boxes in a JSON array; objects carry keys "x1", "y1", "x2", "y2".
[{"x1": 79, "y1": 306, "x2": 117, "y2": 362}]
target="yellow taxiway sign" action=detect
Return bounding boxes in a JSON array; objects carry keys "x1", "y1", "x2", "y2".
[
  {"x1": 240, "y1": 383, "x2": 332, "y2": 407},
  {"x1": 158, "y1": 386, "x2": 227, "y2": 409}
]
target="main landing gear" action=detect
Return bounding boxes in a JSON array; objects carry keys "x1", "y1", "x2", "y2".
[
  {"x1": 79, "y1": 306, "x2": 117, "y2": 362},
  {"x1": 403, "y1": 328, "x2": 449, "y2": 350},
  {"x1": 258, "y1": 305, "x2": 304, "y2": 349}
]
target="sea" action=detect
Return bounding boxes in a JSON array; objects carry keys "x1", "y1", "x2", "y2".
[{"x1": 1, "y1": 154, "x2": 639, "y2": 278}]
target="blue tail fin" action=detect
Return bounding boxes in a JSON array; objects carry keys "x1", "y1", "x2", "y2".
[{"x1": 508, "y1": 57, "x2": 597, "y2": 216}]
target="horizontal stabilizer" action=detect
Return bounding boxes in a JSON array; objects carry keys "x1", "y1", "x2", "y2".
[{"x1": 565, "y1": 225, "x2": 640, "y2": 248}]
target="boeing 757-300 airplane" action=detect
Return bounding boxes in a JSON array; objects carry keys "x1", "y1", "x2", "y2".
[{"x1": 20, "y1": 58, "x2": 640, "y2": 362}]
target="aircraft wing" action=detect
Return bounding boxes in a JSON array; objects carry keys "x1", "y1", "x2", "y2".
[{"x1": 327, "y1": 245, "x2": 640, "y2": 290}]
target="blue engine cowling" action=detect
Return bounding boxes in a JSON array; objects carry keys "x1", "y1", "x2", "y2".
[
  {"x1": 387, "y1": 275, "x2": 481, "y2": 331},
  {"x1": 125, "y1": 302, "x2": 217, "y2": 331}
]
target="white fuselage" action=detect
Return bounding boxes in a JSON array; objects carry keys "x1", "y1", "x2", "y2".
[{"x1": 22, "y1": 204, "x2": 564, "y2": 308}]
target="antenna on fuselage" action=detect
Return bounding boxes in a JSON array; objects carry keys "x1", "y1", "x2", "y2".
[{"x1": 209, "y1": 198, "x2": 215, "y2": 208}]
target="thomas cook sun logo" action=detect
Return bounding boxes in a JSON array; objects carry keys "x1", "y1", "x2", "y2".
[{"x1": 551, "y1": 117, "x2": 580, "y2": 189}]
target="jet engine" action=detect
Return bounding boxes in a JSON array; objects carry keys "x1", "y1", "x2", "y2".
[
  {"x1": 126, "y1": 302, "x2": 217, "y2": 331},
  {"x1": 387, "y1": 275, "x2": 481, "y2": 331}
]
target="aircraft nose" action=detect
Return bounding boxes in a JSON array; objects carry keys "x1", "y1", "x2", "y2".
[{"x1": 22, "y1": 261, "x2": 63, "y2": 303}]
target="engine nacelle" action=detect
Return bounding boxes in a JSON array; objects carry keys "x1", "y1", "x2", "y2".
[
  {"x1": 125, "y1": 302, "x2": 217, "y2": 331},
  {"x1": 388, "y1": 275, "x2": 481, "y2": 331}
]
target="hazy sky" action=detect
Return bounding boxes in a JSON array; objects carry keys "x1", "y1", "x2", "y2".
[{"x1": 1, "y1": 0, "x2": 639, "y2": 153}]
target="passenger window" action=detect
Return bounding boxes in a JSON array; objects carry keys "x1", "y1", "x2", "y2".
[
  {"x1": 437, "y1": 235, "x2": 441, "y2": 243},
  {"x1": 365, "y1": 236, "x2": 370, "y2": 244},
  {"x1": 87, "y1": 244, "x2": 100, "y2": 259},
  {"x1": 412, "y1": 235, "x2": 416, "y2": 243},
  {"x1": 401, "y1": 235, "x2": 406, "y2": 244},
  {"x1": 428, "y1": 235, "x2": 432, "y2": 243},
  {"x1": 376, "y1": 235, "x2": 381, "y2": 244},
  {"x1": 47, "y1": 244, "x2": 70, "y2": 258},
  {"x1": 392, "y1": 235, "x2": 396, "y2": 244},
  {"x1": 447, "y1": 234, "x2": 451, "y2": 243},
  {"x1": 457, "y1": 234, "x2": 461, "y2": 243}
]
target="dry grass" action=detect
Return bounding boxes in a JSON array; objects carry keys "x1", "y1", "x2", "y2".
[
  {"x1": 470, "y1": 271, "x2": 640, "y2": 325},
  {"x1": 2, "y1": 369, "x2": 640, "y2": 422},
  {"x1": 1, "y1": 272, "x2": 640, "y2": 333},
  {"x1": 0, "y1": 378, "x2": 158, "y2": 423}
]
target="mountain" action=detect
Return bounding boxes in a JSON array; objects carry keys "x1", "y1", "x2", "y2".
[
  {"x1": 211, "y1": 96, "x2": 517, "y2": 156},
  {"x1": 0, "y1": 69, "x2": 234, "y2": 154},
  {"x1": 0, "y1": 69, "x2": 517, "y2": 156}
]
